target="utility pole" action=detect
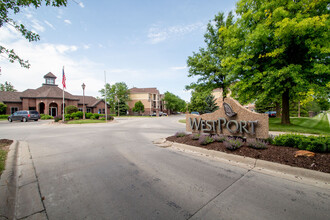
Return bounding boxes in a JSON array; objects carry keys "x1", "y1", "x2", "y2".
[{"x1": 104, "y1": 71, "x2": 107, "y2": 122}]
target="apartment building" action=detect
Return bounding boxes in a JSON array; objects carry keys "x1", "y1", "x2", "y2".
[{"x1": 128, "y1": 87, "x2": 166, "y2": 116}]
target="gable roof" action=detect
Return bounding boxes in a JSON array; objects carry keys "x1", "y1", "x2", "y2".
[{"x1": 129, "y1": 87, "x2": 159, "y2": 94}]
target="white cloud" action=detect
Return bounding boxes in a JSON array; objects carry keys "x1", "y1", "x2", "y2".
[
  {"x1": 64, "y1": 19, "x2": 72, "y2": 25},
  {"x1": 83, "y1": 44, "x2": 90, "y2": 49},
  {"x1": 31, "y1": 19, "x2": 45, "y2": 32},
  {"x1": 0, "y1": 25, "x2": 105, "y2": 98},
  {"x1": 148, "y1": 22, "x2": 205, "y2": 44},
  {"x1": 79, "y1": 2, "x2": 85, "y2": 8},
  {"x1": 44, "y1": 20, "x2": 55, "y2": 30},
  {"x1": 170, "y1": 66, "x2": 187, "y2": 70}
]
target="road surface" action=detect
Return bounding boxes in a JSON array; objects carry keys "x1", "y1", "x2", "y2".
[{"x1": 0, "y1": 116, "x2": 329, "y2": 220}]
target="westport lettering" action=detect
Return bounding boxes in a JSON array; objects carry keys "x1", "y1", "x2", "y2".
[{"x1": 189, "y1": 117, "x2": 258, "y2": 134}]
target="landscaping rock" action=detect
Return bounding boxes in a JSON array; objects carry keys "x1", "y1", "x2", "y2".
[{"x1": 294, "y1": 150, "x2": 315, "y2": 158}]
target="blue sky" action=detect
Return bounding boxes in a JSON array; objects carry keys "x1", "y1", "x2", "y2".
[{"x1": 0, "y1": 0, "x2": 237, "y2": 101}]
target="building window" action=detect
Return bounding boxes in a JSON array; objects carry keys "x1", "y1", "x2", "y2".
[
  {"x1": 98, "y1": 109, "x2": 105, "y2": 114},
  {"x1": 87, "y1": 108, "x2": 92, "y2": 113},
  {"x1": 78, "y1": 108, "x2": 83, "y2": 112},
  {"x1": 46, "y1": 78, "x2": 55, "y2": 85},
  {"x1": 11, "y1": 107, "x2": 18, "y2": 114},
  {"x1": 29, "y1": 107, "x2": 36, "y2": 110}
]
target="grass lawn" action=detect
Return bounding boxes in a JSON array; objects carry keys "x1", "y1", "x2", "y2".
[
  {"x1": 269, "y1": 113, "x2": 329, "y2": 135},
  {"x1": 179, "y1": 119, "x2": 186, "y2": 123},
  {"x1": 0, "y1": 141, "x2": 11, "y2": 175},
  {"x1": 66, "y1": 119, "x2": 107, "y2": 124}
]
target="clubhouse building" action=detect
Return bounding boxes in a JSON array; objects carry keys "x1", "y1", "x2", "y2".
[
  {"x1": 0, "y1": 72, "x2": 167, "y2": 116},
  {"x1": 0, "y1": 73, "x2": 109, "y2": 116}
]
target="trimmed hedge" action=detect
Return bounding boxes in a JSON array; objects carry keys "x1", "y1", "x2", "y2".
[
  {"x1": 0, "y1": 115, "x2": 9, "y2": 119},
  {"x1": 273, "y1": 134, "x2": 329, "y2": 153},
  {"x1": 40, "y1": 114, "x2": 53, "y2": 120}
]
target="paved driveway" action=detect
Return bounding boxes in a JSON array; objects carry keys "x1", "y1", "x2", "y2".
[{"x1": 0, "y1": 116, "x2": 329, "y2": 220}]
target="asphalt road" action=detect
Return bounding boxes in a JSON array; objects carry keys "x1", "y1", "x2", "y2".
[{"x1": 0, "y1": 117, "x2": 329, "y2": 220}]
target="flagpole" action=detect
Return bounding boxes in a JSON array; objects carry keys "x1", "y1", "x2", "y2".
[
  {"x1": 62, "y1": 66, "x2": 65, "y2": 122},
  {"x1": 104, "y1": 71, "x2": 107, "y2": 123}
]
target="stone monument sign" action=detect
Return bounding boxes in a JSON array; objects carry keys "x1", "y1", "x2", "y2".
[{"x1": 186, "y1": 97, "x2": 269, "y2": 139}]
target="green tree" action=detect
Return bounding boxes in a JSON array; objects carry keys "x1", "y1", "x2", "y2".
[
  {"x1": 99, "y1": 82, "x2": 130, "y2": 114},
  {"x1": 0, "y1": 0, "x2": 67, "y2": 68},
  {"x1": 188, "y1": 89, "x2": 218, "y2": 114},
  {"x1": 132, "y1": 101, "x2": 145, "y2": 115},
  {"x1": 115, "y1": 100, "x2": 129, "y2": 116},
  {"x1": 0, "y1": 103, "x2": 7, "y2": 114},
  {"x1": 222, "y1": 0, "x2": 329, "y2": 124},
  {"x1": 186, "y1": 12, "x2": 234, "y2": 98},
  {"x1": 163, "y1": 92, "x2": 186, "y2": 114},
  {"x1": 0, "y1": 81, "x2": 17, "y2": 91}
]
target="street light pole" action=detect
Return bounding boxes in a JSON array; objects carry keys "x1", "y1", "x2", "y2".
[{"x1": 82, "y1": 83, "x2": 86, "y2": 119}]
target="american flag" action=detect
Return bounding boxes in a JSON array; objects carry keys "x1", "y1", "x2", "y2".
[{"x1": 62, "y1": 67, "x2": 66, "y2": 89}]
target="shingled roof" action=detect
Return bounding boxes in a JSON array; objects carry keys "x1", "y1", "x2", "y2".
[
  {"x1": 20, "y1": 85, "x2": 79, "y2": 100},
  {"x1": 129, "y1": 87, "x2": 159, "y2": 94},
  {"x1": 0, "y1": 91, "x2": 22, "y2": 102},
  {"x1": 74, "y1": 95, "x2": 103, "y2": 107},
  {"x1": 44, "y1": 72, "x2": 57, "y2": 78}
]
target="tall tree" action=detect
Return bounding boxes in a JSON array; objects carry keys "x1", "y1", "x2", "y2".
[
  {"x1": 188, "y1": 89, "x2": 218, "y2": 114},
  {"x1": 223, "y1": 0, "x2": 329, "y2": 124},
  {"x1": 186, "y1": 12, "x2": 235, "y2": 98},
  {"x1": 163, "y1": 92, "x2": 186, "y2": 114},
  {"x1": 0, "y1": 0, "x2": 67, "y2": 68},
  {"x1": 99, "y1": 82, "x2": 130, "y2": 113},
  {"x1": 0, "y1": 81, "x2": 17, "y2": 91}
]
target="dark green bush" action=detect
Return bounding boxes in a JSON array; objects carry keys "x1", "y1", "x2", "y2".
[
  {"x1": 40, "y1": 114, "x2": 53, "y2": 120},
  {"x1": 0, "y1": 115, "x2": 9, "y2": 119},
  {"x1": 74, "y1": 117, "x2": 79, "y2": 120},
  {"x1": 65, "y1": 105, "x2": 78, "y2": 114},
  {"x1": 64, "y1": 114, "x2": 71, "y2": 120},
  {"x1": 75, "y1": 111, "x2": 83, "y2": 119},
  {"x1": 93, "y1": 113, "x2": 99, "y2": 119},
  {"x1": 90, "y1": 115, "x2": 96, "y2": 120},
  {"x1": 85, "y1": 112, "x2": 93, "y2": 119},
  {"x1": 273, "y1": 134, "x2": 329, "y2": 153}
]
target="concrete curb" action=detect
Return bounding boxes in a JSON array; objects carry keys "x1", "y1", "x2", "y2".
[
  {"x1": 0, "y1": 140, "x2": 18, "y2": 220},
  {"x1": 161, "y1": 140, "x2": 330, "y2": 189}
]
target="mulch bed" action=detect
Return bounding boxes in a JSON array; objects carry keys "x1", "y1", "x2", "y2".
[
  {"x1": 166, "y1": 135, "x2": 330, "y2": 174},
  {"x1": 0, "y1": 139, "x2": 13, "y2": 150}
]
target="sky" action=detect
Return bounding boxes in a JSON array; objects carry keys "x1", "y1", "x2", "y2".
[{"x1": 0, "y1": 0, "x2": 237, "y2": 101}]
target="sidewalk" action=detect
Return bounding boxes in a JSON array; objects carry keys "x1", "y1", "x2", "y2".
[{"x1": 0, "y1": 141, "x2": 47, "y2": 220}]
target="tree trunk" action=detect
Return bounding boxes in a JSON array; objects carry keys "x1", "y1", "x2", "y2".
[
  {"x1": 281, "y1": 89, "x2": 290, "y2": 124},
  {"x1": 298, "y1": 101, "x2": 301, "y2": 118},
  {"x1": 275, "y1": 102, "x2": 281, "y2": 118}
]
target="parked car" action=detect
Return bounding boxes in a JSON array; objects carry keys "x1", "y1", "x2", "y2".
[
  {"x1": 162, "y1": 113, "x2": 168, "y2": 116},
  {"x1": 150, "y1": 112, "x2": 157, "y2": 116},
  {"x1": 265, "y1": 111, "x2": 276, "y2": 117},
  {"x1": 8, "y1": 110, "x2": 40, "y2": 122},
  {"x1": 190, "y1": 111, "x2": 200, "y2": 115}
]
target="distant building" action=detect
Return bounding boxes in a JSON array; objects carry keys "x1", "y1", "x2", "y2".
[
  {"x1": 127, "y1": 87, "x2": 166, "y2": 115},
  {"x1": 0, "y1": 73, "x2": 109, "y2": 116}
]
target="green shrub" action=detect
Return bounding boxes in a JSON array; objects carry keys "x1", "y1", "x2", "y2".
[
  {"x1": 191, "y1": 133, "x2": 200, "y2": 140},
  {"x1": 75, "y1": 111, "x2": 83, "y2": 119},
  {"x1": 90, "y1": 115, "x2": 96, "y2": 120},
  {"x1": 273, "y1": 134, "x2": 329, "y2": 153},
  {"x1": 0, "y1": 103, "x2": 7, "y2": 114},
  {"x1": 93, "y1": 113, "x2": 99, "y2": 119},
  {"x1": 40, "y1": 114, "x2": 53, "y2": 120},
  {"x1": 175, "y1": 131, "x2": 187, "y2": 137},
  {"x1": 65, "y1": 105, "x2": 78, "y2": 114},
  {"x1": 74, "y1": 117, "x2": 79, "y2": 120},
  {"x1": 224, "y1": 137, "x2": 243, "y2": 150},
  {"x1": 198, "y1": 135, "x2": 214, "y2": 145},
  {"x1": 247, "y1": 139, "x2": 268, "y2": 149},
  {"x1": 0, "y1": 115, "x2": 9, "y2": 119},
  {"x1": 100, "y1": 117, "x2": 105, "y2": 120},
  {"x1": 212, "y1": 134, "x2": 226, "y2": 142},
  {"x1": 85, "y1": 112, "x2": 93, "y2": 119},
  {"x1": 65, "y1": 114, "x2": 71, "y2": 120}
]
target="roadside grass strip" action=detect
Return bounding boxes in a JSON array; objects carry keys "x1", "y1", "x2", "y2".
[{"x1": 66, "y1": 119, "x2": 106, "y2": 124}]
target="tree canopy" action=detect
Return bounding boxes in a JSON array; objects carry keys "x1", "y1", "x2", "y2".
[
  {"x1": 188, "y1": 89, "x2": 219, "y2": 114},
  {"x1": 187, "y1": 0, "x2": 329, "y2": 124},
  {"x1": 99, "y1": 82, "x2": 130, "y2": 114},
  {"x1": 163, "y1": 92, "x2": 186, "y2": 113},
  {"x1": 0, "y1": 0, "x2": 67, "y2": 68},
  {"x1": 0, "y1": 81, "x2": 17, "y2": 91},
  {"x1": 132, "y1": 101, "x2": 145, "y2": 114}
]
